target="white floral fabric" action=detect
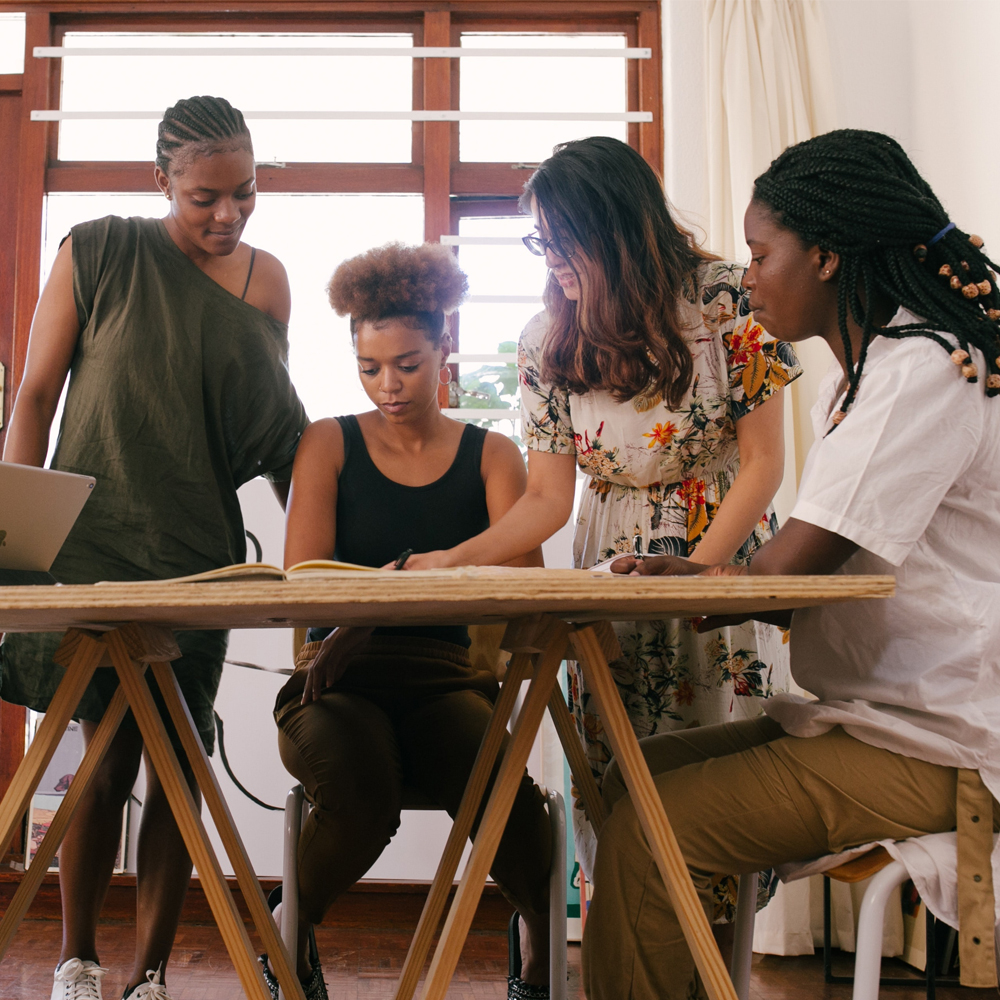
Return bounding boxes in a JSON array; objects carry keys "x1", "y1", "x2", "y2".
[{"x1": 518, "y1": 260, "x2": 803, "y2": 908}]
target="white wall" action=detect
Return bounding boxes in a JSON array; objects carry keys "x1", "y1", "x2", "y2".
[
  {"x1": 209, "y1": 0, "x2": 1000, "y2": 880},
  {"x1": 203, "y1": 478, "x2": 572, "y2": 879}
]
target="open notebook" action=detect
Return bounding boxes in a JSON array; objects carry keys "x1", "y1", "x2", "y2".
[{"x1": 99, "y1": 559, "x2": 382, "y2": 585}]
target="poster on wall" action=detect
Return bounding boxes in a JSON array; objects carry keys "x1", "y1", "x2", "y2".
[{"x1": 25, "y1": 716, "x2": 127, "y2": 872}]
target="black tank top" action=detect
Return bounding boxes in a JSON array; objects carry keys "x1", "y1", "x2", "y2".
[{"x1": 308, "y1": 414, "x2": 491, "y2": 648}]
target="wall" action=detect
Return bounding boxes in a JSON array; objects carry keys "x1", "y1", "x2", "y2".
[
  {"x1": 156, "y1": 0, "x2": 1000, "y2": 881},
  {"x1": 203, "y1": 479, "x2": 574, "y2": 879}
]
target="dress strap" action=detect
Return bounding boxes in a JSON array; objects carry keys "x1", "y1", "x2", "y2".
[{"x1": 241, "y1": 247, "x2": 256, "y2": 301}]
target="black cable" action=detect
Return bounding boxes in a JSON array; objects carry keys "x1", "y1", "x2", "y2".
[{"x1": 213, "y1": 711, "x2": 282, "y2": 811}]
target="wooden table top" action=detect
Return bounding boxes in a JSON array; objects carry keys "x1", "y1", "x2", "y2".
[{"x1": 0, "y1": 567, "x2": 894, "y2": 632}]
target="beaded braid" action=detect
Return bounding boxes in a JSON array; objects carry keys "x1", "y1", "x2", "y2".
[
  {"x1": 155, "y1": 95, "x2": 252, "y2": 173},
  {"x1": 753, "y1": 129, "x2": 1000, "y2": 423}
]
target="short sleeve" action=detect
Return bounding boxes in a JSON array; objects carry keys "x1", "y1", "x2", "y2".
[
  {"x1": 518, "y1": 313, "x2": 576, "y2": 455},
  {"x1": 243, "y1": 328, "x2": 309, "y2": 484},
  {"x1": 70, "y1": 216, "x2": 121, "y2": 330},
  {"x1": 791, "y1": 340, "x2": 983, "y2": 566},
  {"x1": 726, "y1": 314, "x2": 803, "y2": 421}
]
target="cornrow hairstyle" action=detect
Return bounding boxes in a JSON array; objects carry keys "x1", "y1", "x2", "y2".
[
  {"x1": 753, "y1": 129, "x2": 1000, "y2": 425},
  {"x1": 327, "y1": 242, "x2": 468, "y2": 346},
  {"x1": 156, "y1": 95, "x2": 253, "y2": 174}
]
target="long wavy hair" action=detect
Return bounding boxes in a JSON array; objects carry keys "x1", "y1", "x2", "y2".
[{"x1": 521, "y1": 137, "x2": 718, "y2": 405}]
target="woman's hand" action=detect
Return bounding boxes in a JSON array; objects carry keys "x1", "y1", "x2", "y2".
[
  {"x1": 611, "y1": 554, "x2": 710, "y2": 577},
  {"x1": 384, "y1": 550, "x2": 456, "y2": 571},
  {"x1": 300, "y1": 626, "x2": 374, "y2": 704}
]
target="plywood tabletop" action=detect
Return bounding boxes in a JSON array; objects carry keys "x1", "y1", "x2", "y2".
[{"x1": 0, "y1": 567, "x2": 894, "y2": 632}]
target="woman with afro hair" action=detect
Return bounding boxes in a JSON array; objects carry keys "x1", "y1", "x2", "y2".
[{"x1": 266, "y1": 243, "x2": 553, "y2": 1000}]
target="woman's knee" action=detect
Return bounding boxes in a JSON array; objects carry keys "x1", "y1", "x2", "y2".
[{"x1": 84, "y1": 725, "x2": 143, "y2": 807}]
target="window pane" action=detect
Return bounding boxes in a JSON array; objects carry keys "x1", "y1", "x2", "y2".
[
  {"x1": 0, "y1": 13, "x2": 26, "y2": 73},
  {"x1": 58, "y1": 33, "x2": 413, "y2": 162},
  {"x1": 459, "y1": 33, "x2": 627, "y2": 163},
  {"x1": 453, "y1": 215, "x2": 546, "y2": 431},
  {"x1": 43, "y1": 192, "x2": 424, "y2": 424}
]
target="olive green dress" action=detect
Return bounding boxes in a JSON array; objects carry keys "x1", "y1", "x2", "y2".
[{"x1": 0, "y1": 216, "x2": 308, "y2": 751}]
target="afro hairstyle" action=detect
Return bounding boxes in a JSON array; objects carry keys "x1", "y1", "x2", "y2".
[{"x1": 327, "y1": 242, "x2": 469, "y2": 344}]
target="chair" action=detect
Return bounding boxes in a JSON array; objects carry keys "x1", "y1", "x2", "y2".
[
  {"x1": 279, "y1": 624, "x2": 568, "y2": 1000},
  {"x1": 279, "y1": 782, "x2": 568, "y2": 1000},
  {"x1": 730, "y1": 846, "x2": 952, "y2": 1000}
]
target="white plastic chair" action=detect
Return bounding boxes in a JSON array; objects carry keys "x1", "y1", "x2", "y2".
[
  {"x1": 279, "y1": 783, "x2": 568, "y2": 1000},
  {"x1": 731, "y1": 851, "x2": 941, "y2": 1000}
]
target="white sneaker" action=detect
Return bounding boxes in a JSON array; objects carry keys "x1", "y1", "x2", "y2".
[
  {"x1": 51, "y1": 959, "x2": 108, "y2": 1000},
  {"x1": 121, "y1": 966, "x2": 171, "y2": 1000}
]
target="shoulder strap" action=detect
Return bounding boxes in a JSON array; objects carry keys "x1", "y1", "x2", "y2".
[
  {"x1": 334, "y1": 414, "x2": 362, "y2": 465},
  {"x1": 241, "y1": 247, "x2": 256, "y2": 301},
  {"x1": 458, "y1": 422, "x2": 489, "y2": 476}
]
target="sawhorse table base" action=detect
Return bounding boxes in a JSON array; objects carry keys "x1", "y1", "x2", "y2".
[{"x1": 0, "y1": 614, "x2": 739, "y2": 1000}]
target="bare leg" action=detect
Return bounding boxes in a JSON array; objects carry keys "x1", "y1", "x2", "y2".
[
  {"x1": 123, "y1": 747, "x2": 200, "y2": 993},
  {"x1": 58, "y1": 721, "x2": 144, "y2": 966},
  {"x1": 519, "y1": 909, "x2": 550, "y2": 986},
  {"x1": 268, "y1": 902, "x2": 312, "y2": 982}
]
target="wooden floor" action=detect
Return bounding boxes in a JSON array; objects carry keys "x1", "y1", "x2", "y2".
[{"x1": 0, "y1": 918, "x2": 981, "y2": 999}]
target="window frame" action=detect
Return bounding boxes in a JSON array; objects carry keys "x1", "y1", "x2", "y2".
[{"x1": 0, "y1": 0, "x2": 660, "y2": 845}]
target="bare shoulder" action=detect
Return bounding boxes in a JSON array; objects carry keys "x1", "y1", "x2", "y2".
[
  {"x1": 294, "y1": 417, "x2": 345, "y2": 470},
  {"x1": 481, "y1": 430, "x2": 526, "y2": 477},
  {"x1": 247, "y1": 247, "x2": 291, "y2": 324}
]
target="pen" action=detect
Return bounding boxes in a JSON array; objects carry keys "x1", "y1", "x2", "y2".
[{"x1": 393, "y1": 548, "x2": 413, "y2": 571}]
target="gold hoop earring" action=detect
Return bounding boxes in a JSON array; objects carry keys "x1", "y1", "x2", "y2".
[{"x1": 438, "y1": 367, "x2": 453, "y2": 387}]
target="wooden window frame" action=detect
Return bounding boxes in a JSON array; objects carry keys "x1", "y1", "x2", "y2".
[{"x1": 0, "y1": 0, "x2": 661, "y2": 813}]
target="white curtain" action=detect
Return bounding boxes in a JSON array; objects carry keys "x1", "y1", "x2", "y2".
[
  {"x1": 705, "y1": 0, "x2": 837, "y2": 261},
  {"x1": 701, "y1": 0, "x2": 868, "y2": 957},
  {"x1": 704, "y1": 0, "x2": 838, "y2": 493}
]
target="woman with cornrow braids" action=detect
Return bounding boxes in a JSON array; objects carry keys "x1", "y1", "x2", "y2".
[
  {"x1": 582, "y1": 129, "x2": 1000, "y2": 999},
  {"x1": 2, "y1": 95, "x2": 307, "y2": 1000}
]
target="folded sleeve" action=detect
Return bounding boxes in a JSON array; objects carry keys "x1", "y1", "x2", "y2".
[
  {"x1": 518, "y1": 313, "x2": 576, "y2": 456},
  {"x1": 726, "y1": 314, "x2": 803, "y2": 421},
  {"x1": 791, "y1": 342, "x2": 983, "y2": 565}
]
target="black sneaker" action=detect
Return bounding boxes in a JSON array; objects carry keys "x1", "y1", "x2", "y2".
[
  {"x1": 507, "y1": 912, "x2": 549, "y2": 1000},
  {"x1": 258, "y1": 885, "x2": 329, "y2": 1000}
]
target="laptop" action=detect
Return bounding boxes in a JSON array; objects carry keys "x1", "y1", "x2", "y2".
[{"x1": 0, "y1": 462, "x2": 96, "y2": 585}]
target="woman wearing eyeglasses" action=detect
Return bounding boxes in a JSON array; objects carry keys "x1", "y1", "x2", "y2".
[{"x1": 401, "y1": 137, "x2": 801, "y2": 907}]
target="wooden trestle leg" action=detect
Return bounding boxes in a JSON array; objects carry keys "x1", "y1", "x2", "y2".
[
  {"x1": 570, "y1": 625, "x2": 739, "y2": 1000},
  {"x1": 0, "y1": 683, "x2": 131, "y2": 961},
  {"x1": 0, "y1": 630, "x2": 108, "y2": 862},
  {"x1": 103, "y1": 627, "x2": 278, "y2": 1000},
  {"x1": 148, "y1": 659, "x2": 307, "y2": 1000},
  {"x1": 393, "y1": 651, "x2": 534, "y2": 1000},
  {"x1": 418, "y1": 615, "x2": 571, "y2": 1000}
]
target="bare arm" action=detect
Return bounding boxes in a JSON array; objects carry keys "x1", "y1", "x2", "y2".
[
  {"x1": 282, "y1": 419, "x2": 374, "y2": 702},
  {"x1": 688, "y1": 390, "x2": 786, "y2": 565},
  {"x1": 400, "y1": 449, "x2": 577, "y2": 570},
  {"x1": 3, "y1": 239, "x2": 80, "y2": 467},
  {"x1": 269, "y1": 480, "x2": 291, "y2": 511},
  {"x1": 480, "y1": 432, "x2": 545, "y2": 568},
  {"x1": 616, "y1": 517, "x2": 860, "y2": 629},
  {"x1": 282, "y1": 419, "x2": 342, "y2": 568}
]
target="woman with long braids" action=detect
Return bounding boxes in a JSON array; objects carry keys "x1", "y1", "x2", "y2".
[
  {"x1": 583, "y1": 129, "x2": 1000, "y2": 999},
  {"x1": 400, "y1": 137, "x2": 802, "y2": 904},
  {"x1": 1, "y1": 96, "x2": 307, "y2": 1000}
]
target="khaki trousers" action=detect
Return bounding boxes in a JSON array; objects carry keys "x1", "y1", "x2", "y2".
[{"x1": 582, "y1": 717, "x2": 993, "y2": 1000}]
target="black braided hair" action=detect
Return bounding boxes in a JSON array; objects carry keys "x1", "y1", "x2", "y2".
[
  {"x1": 753, "y1": 129, "x2": 1000, "y2": 421},
  {"x1": 156, "y1": 95, "x2": 253, "y2": 174}
]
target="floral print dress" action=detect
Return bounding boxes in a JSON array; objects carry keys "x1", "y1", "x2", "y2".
[{"x1": 519, "y1": 260, "x2": 802, "y2": 905}]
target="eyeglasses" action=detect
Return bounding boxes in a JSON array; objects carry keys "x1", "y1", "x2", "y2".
[{"x1": 522, "y1": 233, "x2": 577, "y2": 260}]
